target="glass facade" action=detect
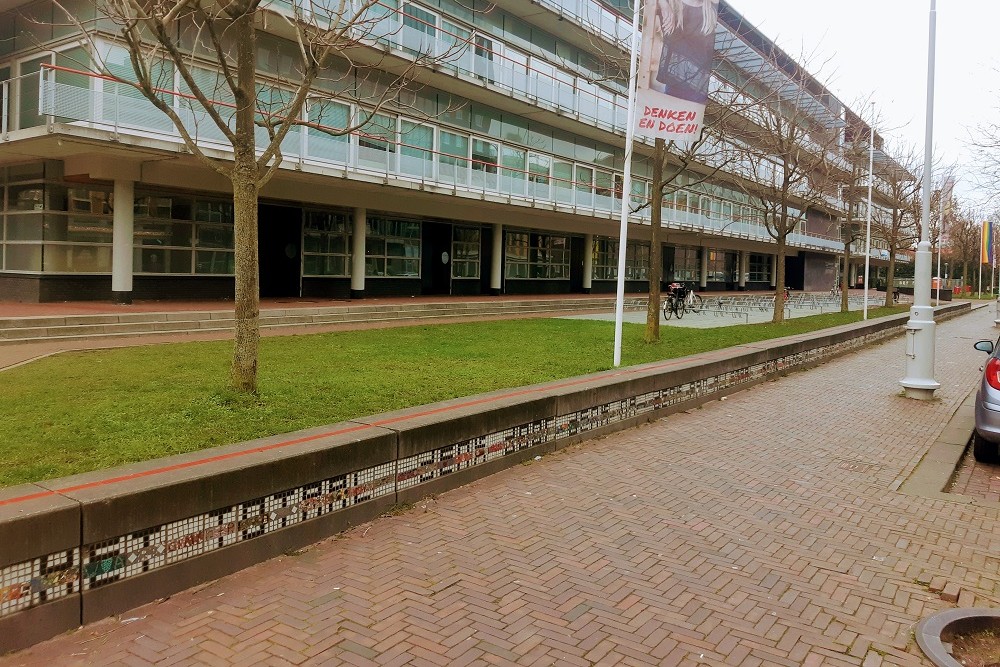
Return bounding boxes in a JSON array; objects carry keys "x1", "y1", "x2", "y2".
[
  {"x1": 303, "y1": 210, "x2": 351, "y2": 277},
  {"x1": 673, "y1": 247, "x2": 699, "y2": 282},
  {"x1": 0, "y1": 164, "x2": 115, "y2": 273},
  {"x1": 451, "y1": 226, "x2": 480, "y2": 279},
  {"x1": 365, "y1": 217, "x2": 421, "y2": 277},
  {"x1": 505, "y1": 231, "x2": 569, "y2": 279},
  {"x1": 592, "y1": 239, "x2": 649, "y2": 281},
  {"x1": 0, "y1": 0, "x2": 868, "y2": 296},
  {"x1": 748, "y1": 253, "x2": 771, "y2": 282}
]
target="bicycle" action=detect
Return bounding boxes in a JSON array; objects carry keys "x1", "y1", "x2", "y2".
[
  {"x1": 662, "y1": 284, "x2": 687, "y2": 320},
  {"x1": 684, "y1": 283, "x2": 704, "y2": 314}
]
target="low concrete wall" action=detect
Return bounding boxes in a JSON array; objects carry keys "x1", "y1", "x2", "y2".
[{"x1": 0, "y1": 302, "x2": 970, "y2": 652}]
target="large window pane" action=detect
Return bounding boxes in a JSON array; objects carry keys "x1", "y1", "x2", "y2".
[
  {"x1": 440, "y1": 130, "x2": 469, "y2": 185},
  {"x1": 399, "y1": 120, "x2": 434, "y2": 178},
  {"x1": 501, "y1": 146, "x2": 526, "y2": 196},
  {"x1": 17, "y1": 56, "x2": 48, "y2": 130},
  {"x1": 471, "y1": 139, "x2": 498, "y2": 190},
  {"x1": 307, "y1": 99, "x2": 350, "y2": 163},
  {"x1": 357, "y1": 113, "x2": 395, "y2": 171}
]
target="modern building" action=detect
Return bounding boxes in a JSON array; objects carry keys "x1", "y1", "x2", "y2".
[{"x1": 0, "y1": 0, "x2": 904, "y2": 303}]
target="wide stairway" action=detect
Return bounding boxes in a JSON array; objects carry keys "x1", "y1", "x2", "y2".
[{"x1": 0, "y1": 296, "x2": 647, "y2": 344}]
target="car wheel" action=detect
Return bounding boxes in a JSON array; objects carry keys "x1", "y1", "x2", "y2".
[{"x1": 972, "y1": 431, "x2": 1000, "y2": 464}]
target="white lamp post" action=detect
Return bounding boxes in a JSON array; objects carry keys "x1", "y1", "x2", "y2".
[
  {"x1": 900, "y1": 0, "x2": 940, "y2": 400},
  {"x1": 863, "y1": 102, "x2": 874, "y2": 320}
]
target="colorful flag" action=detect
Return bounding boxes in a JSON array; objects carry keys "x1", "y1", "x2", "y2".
[
  {"x1": 982, "y1": 221, "x2": 994, "y2": 265},
  {"x1": 635, "y1": 0, "x2": 719, "y2": 144}
]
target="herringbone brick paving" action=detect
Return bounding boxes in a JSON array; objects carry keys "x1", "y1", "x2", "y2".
[{"x1": 3, "y1": 308, "x2": 996, "y2": 666}]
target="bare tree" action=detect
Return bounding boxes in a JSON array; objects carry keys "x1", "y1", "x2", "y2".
[
  {"x1": 948, "y1": 209, "x2": 980, "y2": 288},
  {"x1": 641, "y1": 126, "x2": 745, "y2": 343},
  {"x1": 871, "y1": 145, "x2": 922, "y2": 307},
  {"x1": 837, "y1": 134, "x2": 870, "y2": 312},
  {"x1": 727, "y1": 53, "x2": 841, "y2": 323},
  {"x1": 64, "y1": 0, "x2": 452, "y2": 392}
]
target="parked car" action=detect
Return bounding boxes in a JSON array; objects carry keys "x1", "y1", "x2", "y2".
[{"x1": 973, "y1": 337, "x2": 1000, "y2": 462}]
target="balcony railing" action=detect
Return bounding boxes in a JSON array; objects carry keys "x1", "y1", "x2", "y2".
[{"x1": 0, "y1": 65, "x2": 847, "y2": 253}]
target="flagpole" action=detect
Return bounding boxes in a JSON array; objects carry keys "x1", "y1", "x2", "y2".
[
  {"x1": 992, "y1": 220, "x2": 996, "y2": 294},
  {"x1": 980, "y1": 221, "x2": 985, "y2": 297},
  {"x1": 863, "y1": 102, "x2": 874, "y2": 320},
  {"x1": 612, "y1": 0, "x2": 643, "y2": 368},
  {"x1": 935, "y1": 194, "x2": 942, "y2": 306}
]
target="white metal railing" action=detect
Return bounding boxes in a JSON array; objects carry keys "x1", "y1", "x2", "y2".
[{"x1": 0, "y1": 64, "x2": 846, "y2": 251}]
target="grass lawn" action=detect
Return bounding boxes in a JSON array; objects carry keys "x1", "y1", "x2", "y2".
[{"x1": 0, "y1": 307, "x2": 906, "y2": 487}]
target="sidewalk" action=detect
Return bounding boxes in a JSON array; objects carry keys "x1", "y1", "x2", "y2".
[{"x1": 2, "y1": 307, "x2": 991, "y2": 667}]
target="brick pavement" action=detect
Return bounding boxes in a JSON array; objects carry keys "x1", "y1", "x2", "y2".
[
  {"x1": 948, "y1": 451, "x2": 1000, "y2": 502},
  {"x1": 2, "y1": 308, "x2": 997, "y2": 667}
]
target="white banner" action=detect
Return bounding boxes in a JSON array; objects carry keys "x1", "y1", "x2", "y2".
[{"x1": 635, "y1": 0, "x2": 718, "y2": 144}]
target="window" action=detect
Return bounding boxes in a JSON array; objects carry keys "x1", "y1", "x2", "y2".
[
  {"x1": 592, "y1": 239, "x2": 649, "y2": 280},
  {"x1": 575, "y1": 166, "x2": 594, "y2": 207},
  {"x1": 402, "y1": 3, "x2": 438, "y2": 56},
  {"x1": 357, "y1": 112, "x2": 396, "y2": 170},
  {"x1": 307, "y1": 99, "x2": 350, "y2": 163},
  {"x1": 452, "y1": 226, "x2": 480, "y2": 278},
  {"x1": 131, "y1": 194, "x2": 233, "y2": 275},
  {"x1": 471, "y1": 138, "x2": 498, "y2": 189},
  {"x1": 303, "y1": 211, "x2": 351, "y2": 277},
  {"x1": 474, "y1": 36, "x2": 496, "y2": 83},
  {"x1": 440, "y1": 130, "x2": 469, "y2": 185},
  {"x1": 706, "y1": 249, "x2": 735, "y2": 282},
  {"x1": 552, "y1": 160, "x2": 573, "y2": 204},
  {"x1": 595, "y1": 170, "x2": 614, "y2": 207},
  {"x1": 365, "y1": 217, "x2": 420, "y2": 277},
  {"x1": 673, "y1": 247, "x2": 699, "y2": 282},
  {"x1": 505, "y1": 231, "x2": 569, "y2": 279},
  {"x1": 748, "y1": 254, "x2": 770, "y2": 282},
  {"x1": 528, "y1": 153, "x2": 550, "y2": 198},
  {"x1": 500, "y1": 146, "x2": 526, "y2": 195},
  {"x1": 399, "y1": 120, "x2": 434, "y2": 178}
]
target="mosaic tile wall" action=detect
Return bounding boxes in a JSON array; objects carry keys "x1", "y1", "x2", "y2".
[
  {"x1": 0, "y1": 549, "x2": 79, "y2": 618},
  {"x1": 0, "y1": 322, "x2": 914, "y2": 622}
]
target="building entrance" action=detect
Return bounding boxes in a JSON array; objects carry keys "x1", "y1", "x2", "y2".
[
  {"x1": 258, "y1": 204, "x2": 302, "y2": 298},
  {"x1": 421, "y1": 221, "x2": 452, "y2": 295}
]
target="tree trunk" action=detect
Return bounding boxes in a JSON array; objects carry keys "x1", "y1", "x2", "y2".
[
  {"x1": 885, "y1": 253, "x2": 897, "y2": 307},
  {"x1": 231, "y1": 169, "x2": 260, "y2": 393},
  {"x1": 773, "y1": 236, "x2": 786, "y2": 323},
  {"x1": 841, "y1": 235, "x2": 850, "y2": 312},
  {"x1": 645, "y1": 139, "x2": 666, "y2": 344},
  {"x1": 230, "y1": 9, "x2": 261, "y2": 393}
]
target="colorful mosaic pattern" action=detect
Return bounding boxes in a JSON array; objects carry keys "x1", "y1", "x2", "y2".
[
  {"x1": 0, "y1": 549, "x2": 78, "y2": 618},
  {"x1": 397, "y1": 419, "x2": 552, "y2": 490},
  {"x1": 0, "y1": 324, "x2": 906, "y2": 620},
  {"x1": 81, "y1": 463, "x2": 396, "y2": 590}
]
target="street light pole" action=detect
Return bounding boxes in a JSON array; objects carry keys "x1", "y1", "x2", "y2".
[
  {"x1": 900, "y1": 0, "x2": 940, "y2": 400},
  {"x1": 863, "y1": 102, "x2": 874, "y2": 320}
]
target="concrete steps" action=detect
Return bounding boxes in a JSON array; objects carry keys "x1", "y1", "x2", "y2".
[{"x1": 0, "y1": 297, "x2": 648, "y2": 344}]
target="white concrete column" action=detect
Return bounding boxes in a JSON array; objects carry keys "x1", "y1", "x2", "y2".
[
  {"x1": 849, "y1": 262, "x2": 857, "y2": 288},
  {"x1": 770, "y1": 254, "x2": 777, "y2": 288},
  {"x1": 582, "y1": 233, "x2": 593, "y2": 293},
  {"x1": 738, "y1": 251, "x2": 748, "y2": 289},
  {"x1": 699, "y1": 248, "x2": 708, "y2": 288},
  {"x1": 351, "y1": 207, "x2": 366, "y2": 298},
  {"x1": 490, "y1": 223, "x2": 503, "y2": 295},
  {"x1": 111, "y1": 179, "x2": 134, "y2": 304}
]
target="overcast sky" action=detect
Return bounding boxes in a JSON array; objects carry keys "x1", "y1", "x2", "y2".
[{"x1": 727, "y1": 0, "x2": 999, "y2": 209}]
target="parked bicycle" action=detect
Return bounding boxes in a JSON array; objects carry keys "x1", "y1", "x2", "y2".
[
  {"x1": 663, "y1": 283, "x2": 687, "y2": 320},
  {"x1": 684, "y1": 282, "x2": 704, "y2": 314}
]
